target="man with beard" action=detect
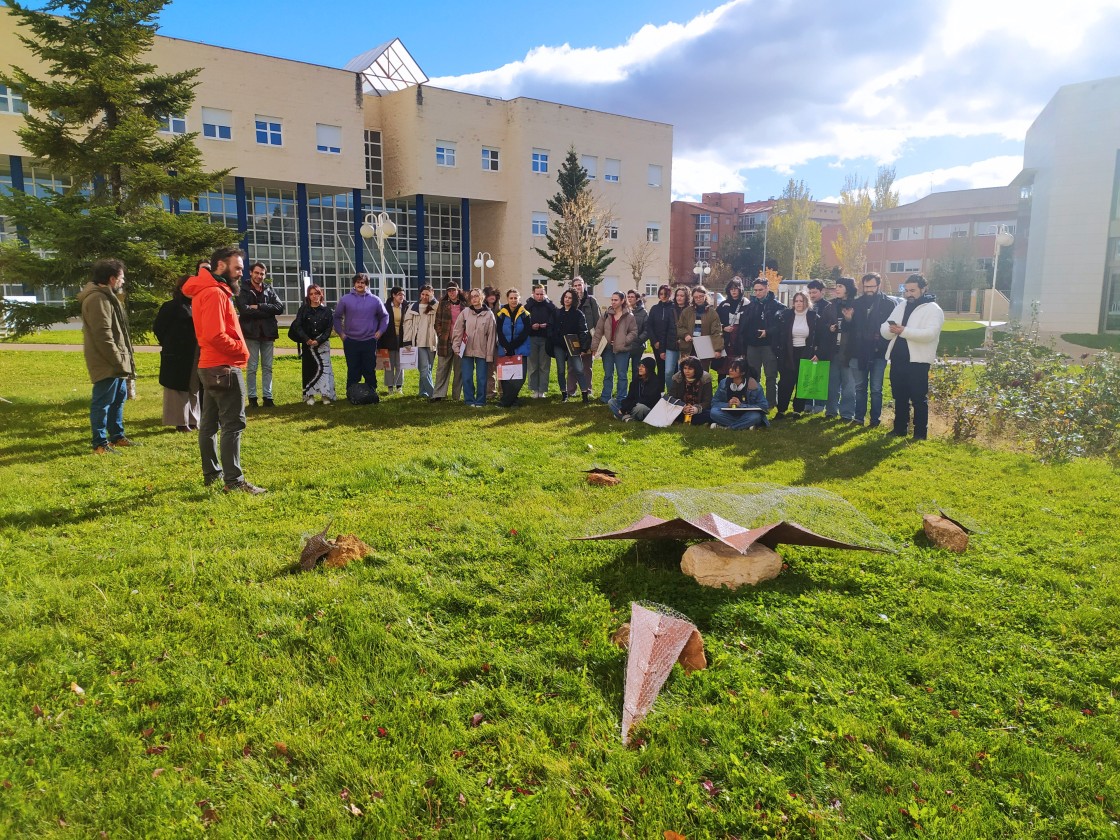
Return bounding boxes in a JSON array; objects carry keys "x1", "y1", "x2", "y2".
[
  {"x1": 182, "y1": 246, "x2": 267, "y2": 494},
  {"x1": 882, "y1": 274, "x2": 944, "y2": 441},
  {"x1": 740, "y1": 278, "x2": 785, "y2": 406},
  {"x1": 851, "y1": 272, "x2": 897, "y2": 428}
]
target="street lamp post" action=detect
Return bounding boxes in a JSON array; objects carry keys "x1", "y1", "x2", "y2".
[
  {"x1": 359, "y1": 211, "x2": 398, "y2": 300},
  {"x1": 473, "y1": 251, "x2": 495, "y2": 288},
  {"x1": 985, "y1": 224, "x2": 1015, "y2": 346},
  {"x1": 693, "y1": 259, "x2": 711, "y2": 287}
]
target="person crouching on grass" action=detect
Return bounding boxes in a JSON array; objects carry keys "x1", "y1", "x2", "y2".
[
  {"x1": 668, "y1": 356, "x2": 712, "y2": 425},
  {"x1": 710, "y1": 357, "x2": 769, "y2": 430}
]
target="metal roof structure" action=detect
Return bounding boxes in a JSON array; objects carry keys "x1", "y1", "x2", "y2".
[{"x1": 343, "y1": 39, "x2": 428, "y2": 94}]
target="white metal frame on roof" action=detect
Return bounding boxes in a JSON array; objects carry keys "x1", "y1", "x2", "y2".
[{"x1": 344, "y1": 40, "x2": 428, "y2": 94}]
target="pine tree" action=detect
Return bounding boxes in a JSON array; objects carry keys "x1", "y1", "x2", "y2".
[
  {"x1": 534, "y1": 147, "x2": 614, "y2": 286},
  {"x1": 0, "y1": 0, "x2": 234, "y2": 335}
]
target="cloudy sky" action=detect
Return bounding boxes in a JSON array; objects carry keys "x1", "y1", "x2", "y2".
[{"x1": 160, "y1": 0, "x2": 1120, "y2": 205}]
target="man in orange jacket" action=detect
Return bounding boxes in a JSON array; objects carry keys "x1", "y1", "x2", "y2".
[{"x1": 182, "y1": 246, "x2": 267, "y2": 494}]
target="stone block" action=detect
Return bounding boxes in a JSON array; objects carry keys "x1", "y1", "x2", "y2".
[{"x1": 680, "y1": 541, "x2": 782, "y2": 589}]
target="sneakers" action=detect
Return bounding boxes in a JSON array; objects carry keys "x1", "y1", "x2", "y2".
[
  {"x1": 306, "y1": 396, "x2": 316, "y2": 406},
  {"x1": 248, "y1": 397, "x2": 258, "y2": 407},
  {"x1": 223, "y1": 479, "x2": 268, "y2": 495},
  {"x1": 561, "y1": 393, "x2": 570, "y2": 403},
  {"x1": 92, "y1": 445, "x2": 120, "y2": 455},
  {"x1": 263, "y1": 398, "x2": 275, "y2": 407},
  {"x1": 620, "y1": 414, "x2": 632, "y2": 422},
  {"x1": 322, "y1": 398, "x2": 332, "y2": 405},
  {"x1": 710, "y1": 422, "x2": 719, "y2": 430},
  {"x1": 110, "y1": 437, "x2": 138, "y2": 447}
]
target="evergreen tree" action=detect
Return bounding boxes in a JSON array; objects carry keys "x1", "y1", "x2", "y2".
[
  {"x1": 0, "y1": 0, "x2": 234, "y2": 335},
  {"x1": 534, "y1": 148, "x2": 614, "y2": 286}
]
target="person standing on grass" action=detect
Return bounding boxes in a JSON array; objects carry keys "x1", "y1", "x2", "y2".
[
  {"x1": 452, "y1": 288, "x2": 497, "y2": 407},
  {"x1": 525, "y1": 284, "x2": 555, "y2": 398},
  {"x1": 882, "y1": 274, "x2": 945, "y2": 441},
  {"x1": 645, "y1": 284, "x2": 678, "y2": 386},
  {"x1": 553, "y1": 289, "x2": 591, "y2": 402},
  {"x1": 182, "y1": 246, "x2": 267, "y2": 494},
  {"x1": 851, "y1": 271, "x2": 896, "y2": 428},
  {"x1": 289, "y1": 284, "x2": 336, "y2": 406},
  {"x1": 570, "y1": 276, "x2": 601, "y2": 401},
  {"x1": 235, "y1": 261, "x2": 284, "y2": 407},
  {"x1": 333, "y1": 273, "x2": 388, "y2": 404},
  {"x1": 432, "y1": 283, "x2": 467, "y2": 402},
  {"x1": 716, "y1": 277, "x2": 747, "y2": 377},
  {"x1": 153, "y1": 274, "x2": 200, "y2": 432},
  {"x1": 593, "y1": 291, "x2": 638, "y2": 404},
  {"x1": 495, "y1": 288, "x2": 532, "y2": 407},
  {"x1": 625, "y1": 289, "x2": 649, "y2": 386},
  {"x1": 772, "y1": 291, "x2": 821, "y2": 418},
  {"x1": 803, "y1": 280, "x2": 834, "y2": 414},
  {"x1": 676, "y1": 285, "x2": 723, "y2": 371},
  {"x1": 740, "y1": 278, "x2": 784, "y2": 406},
  {"x1": 825, "y1": 277, "x2": 858, "y2": 421},
  {"x1": 79, "y1": 258, "x2": 136, "y2": 455},
  {"x1": 381, "y1": 286, "x2": 408, "y2": 394},
  {"x1": 404, "y1": 285, "x2": 438, "y2": 398}
]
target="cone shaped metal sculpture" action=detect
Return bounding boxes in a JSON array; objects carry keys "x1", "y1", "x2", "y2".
[{"x1": 621, "y1": 602, "x2": 698, "y2": 744}]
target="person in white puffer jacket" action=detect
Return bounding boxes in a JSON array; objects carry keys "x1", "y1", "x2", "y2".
[{"x1": 880, "y1": 274, "x2": 945, "y2": 441}]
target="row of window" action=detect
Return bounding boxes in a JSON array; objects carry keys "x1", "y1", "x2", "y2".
[
  {"x1": 158, "y1": 108, "x2": 344, "y2": 155},
  {"x1": 529, "y1": 212, "x2": 661, "y2": 242},
  {"x1": 869, "y1": 221, "x2": 1018, "y2": 242},
  {"x1": 433, "y1": 140, "x2": 663, "y2": 186}
]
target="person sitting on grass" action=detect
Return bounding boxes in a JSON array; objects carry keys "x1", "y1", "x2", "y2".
[
  {"x1": 668, "y1": 355, "x2": 712, "y2": 425},
  {"x1": 609, "y1": 356, "x2": 661, "y2": 422},
  {"x1": 710, "y1": 357, "x2": 769, "y2": 430}
]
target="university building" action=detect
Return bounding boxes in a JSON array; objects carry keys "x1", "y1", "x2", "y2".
[{"x1": 0, "y1": 12, "x2": 673, "y2": 313}]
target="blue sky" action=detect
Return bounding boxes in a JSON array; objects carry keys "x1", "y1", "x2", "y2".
[{"x1": 155, "y1": 0, "x2": 1120, "y2": 205}]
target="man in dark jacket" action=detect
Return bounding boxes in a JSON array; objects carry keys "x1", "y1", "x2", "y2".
[
  {"x1": 524, "y1": 284, "x2": 555, "y2": 398},
  {"x1": 625, "y1": 289, "x2": 649, "y2": 384},
  {"x1": 236, "y1": 261, "x2": 284, "y2": 407},
  {"x1": 804, "y1": 280, "x2": 834, "y2": 413},
  {"x1": 570, "y1": 276, "x2": 601, "y2": 398},
  {"x1": 79, "y1": 258, "x2": 136, "y2": 454},
  {"x1": 851, "y1": 272, "x2": 896, "y2": 427},
  {"x1": 739, "y1": 278, "x2": 785, "y2": 406},
  {"x1": 645, "y1": 284, "x2": 677, "y2": 385}
]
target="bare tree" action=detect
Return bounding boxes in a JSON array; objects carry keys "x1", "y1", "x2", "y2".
[
  {"x1": 549, "y1": 191, "x2": 617, "y2": 283},
  {"x1": 624, "y1": 240, "x2": 657, "y2": 291}
]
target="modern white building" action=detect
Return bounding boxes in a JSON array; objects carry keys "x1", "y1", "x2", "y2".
[{"x1": 1010, "y1": 76, "x2": 1120, "y2": 333}]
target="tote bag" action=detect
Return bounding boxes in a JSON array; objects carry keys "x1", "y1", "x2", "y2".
[{"x1": 796, "y1": 358, "x2": 829, "y2": 401}]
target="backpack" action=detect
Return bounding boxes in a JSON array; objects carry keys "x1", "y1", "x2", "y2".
[{"x1": 347, "y1": 383, "x2": 378, "y2": 405}]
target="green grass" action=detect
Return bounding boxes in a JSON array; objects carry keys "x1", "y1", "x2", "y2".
[
  {"x1": 1, "y1": 350, "x2": 1118, "y2": 838},
  {"x1": 1061, "y1": 333, "x2": 1120, "y2": 352},
  {"x1": 0, "y1": 329, "x2": 94, "y2": 346},
  {"x1": 938, "y1": 321, "x2": 986, "y2": 357}
]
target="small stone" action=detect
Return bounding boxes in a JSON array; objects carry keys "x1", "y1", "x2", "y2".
[
  {"x1": 922, "y1": 515, "x2": 968, "y2": 553},
  {"x1": 587, "y1": 472, "x2": 621, "y2": 486},
  {"x1": 610, "y1": 623, "x2": 630, "y2": 649},
  {"x1": 680, "y1": 541, "x2": 782, "y2": 589},
  {"x1": 677, "y1": 629, "x2": 707, "y2": 673}
]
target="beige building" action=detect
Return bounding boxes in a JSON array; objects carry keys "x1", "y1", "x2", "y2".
[{"x1": 0, "y1": 13, "x2": 673, "y2": 310}]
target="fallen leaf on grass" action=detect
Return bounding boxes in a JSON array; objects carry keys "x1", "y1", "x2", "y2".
[
  {"x1": 470, "y1": 713, "x2": 484, "y2": 728},
  {"x1": 70, "y1": 683, "x2": 84, "y2": 695},
  {"x1": 370, "y1": 791, "x2": 384, "y2": 800},
  {"x1": 2, "y1": 780, "x2": 12, "y2": 790},
  {"x1": 376, "y1": 727, "x2": 388, "y2": 738},
  {"x1": 201, "y1": 808, "x2": 218, "y2": 826},
  {"x1": 273, "y1": 742, "x2": 288, "y2": 756},
  {"x1": 339, "y1": 788, "x2": 350, "y2": 800},
  {"x1": 949, "y1": 709, "x2": 960, "y2": 718},
  {"x1": 145, "y1": 745, "x2": 167, "y2": 755},
  {"x1": 458, "y1": 793, "x2": 466, "y2": 805},
  {"x1": 451, "y1": 750, "x2": 465, "y2": 759},
  {"x1": 664, "y1": 832, "x2": 688, "y2": 840},
  {"x1": 346, "y1": 802, "x2": 362, "y2": 817},
  {"x1": 151, "y1": 768, "x2": 165, "y2": 779},
  {"x1": 32, "y1": 705, "x2": 43, "y2": 718},
  {"x1": 701, "y1": 779, "x2": 721, "y2": 795},
  {"x1": 141, "y1": 727, "x2": 154, "y2": 739}
]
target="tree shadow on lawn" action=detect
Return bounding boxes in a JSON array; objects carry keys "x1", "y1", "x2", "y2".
[{"x1": 0, "y1": 483, "x2": 170, "y2": 529}]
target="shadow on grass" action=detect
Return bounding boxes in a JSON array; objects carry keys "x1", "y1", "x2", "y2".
[{"x1": 0, "y1": 485, "x2": 168, "y2": 529}]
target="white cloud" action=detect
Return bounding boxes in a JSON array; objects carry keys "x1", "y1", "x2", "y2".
[{"x1": 893, "y1": 156, "x2": 1024, "y2": 204}]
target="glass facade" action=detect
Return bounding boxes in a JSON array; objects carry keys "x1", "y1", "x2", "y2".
[
  {"x1": 247, "y1": 185, "x2": 300, "y2": 311},
  {"x1": 307, "y1": 190, "x2": 355, "y2": 308}
]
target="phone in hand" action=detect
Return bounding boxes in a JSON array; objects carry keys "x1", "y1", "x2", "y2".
[{"x1": 887, "y1": 320, "x2": 898, "y2": 326}]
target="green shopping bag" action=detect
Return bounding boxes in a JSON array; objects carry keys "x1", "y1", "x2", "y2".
[{"x1": 797, "y1": 358, "x2": 830, "y2": 401}]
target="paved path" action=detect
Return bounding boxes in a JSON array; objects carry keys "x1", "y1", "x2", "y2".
[{"x1": 1, "y1": 343, "x2": 331, "y2": 355}]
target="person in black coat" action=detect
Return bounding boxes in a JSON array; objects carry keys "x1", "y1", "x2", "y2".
[
  {"x1": 772, "y1": 291, "x2": 822, "y2": 417},
  {"x1": 289, "y1": 284, "x2": 337, "y2": 405},
  {"x1": 153, "y1": 276, "x2": 200, "y2": 431},
  {"x1": 552, "y1": 289, "x2": 591, "y2": 402}
]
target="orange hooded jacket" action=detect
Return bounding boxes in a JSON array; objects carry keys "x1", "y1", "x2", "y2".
[{"x1": 182, "y1": 269, "x2": 250, "y2": 369}]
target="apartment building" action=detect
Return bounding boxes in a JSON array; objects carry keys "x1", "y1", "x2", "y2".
[{"x1": 0, "y1": 12, "x2": 673, "y2": 311}]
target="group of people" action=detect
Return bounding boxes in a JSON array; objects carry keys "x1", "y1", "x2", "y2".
[{"x1": 80, "y1": 250, "x2": 946, "y2": 495}]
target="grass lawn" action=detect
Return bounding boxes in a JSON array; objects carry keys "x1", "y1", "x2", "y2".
[
  {"x1": 1, "y1": 329, "x2": 95, "y2": 346},
  {"x1": 1, "y1": 349, "x2": 1118, "y2": 839},
  {"x1": 1061, "y1": 333, "x2": 1120, "y2": 352}
]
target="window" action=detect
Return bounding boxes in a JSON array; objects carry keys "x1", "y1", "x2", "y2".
[
  {"x1": 889, "y1": 226, "x2": 924, "y2": 241},
  {"x1": 316, "y1": 123, "x2": 342, "y2": 154},
  {"x1": 977, "y1": 221, "x2": 1016, "y2": 236},
  {"x1": 436, "y1": 141, "x2": 456, "y2": 167},
  {"x1": 607, "y1": 224, "x2": 618, "y2": 240},
  {"x1": 976, "y1": 258, "x2": 994, "y2": 271},
  {"x1": 201, "y1": 107, "x2": 232, "y2": 140},
  {"x1": 581, "y1": 154, "x2": 597, "y2": 179},
  {"x1": 482, "y1": 147, "x2": 499, "y2": 171},
  {"x1": 158, "y1": 115, "x2": 186, "y2": 135},
  {"x1": 888, "y1": 260, "x2": 922, "y2": 273},
  {"x1": 930, "y1": 223, "x2": 970, "y2": 239},
  {"x1": 647, "y1": 164, "x2": 663, "y2": 188},
  {"x1": 604, "y1": 158, "x2": 620, "y2": 182},
  {"x1": 0, "y1": 84, "x2": 28, "y2": 115},
  {"x1": 645, "y1": 281, "x2": 659, "y2": 297},
  {"x1": 867, "y1": 230, "x2": 884, "y2": 242},
  {"x1": 531, "y1": 211, "x2": 548, "y2": 236},
  {"x1": 255, "y1": 116, "x2": 282, "y2": 146},
  {"x1": 646, "y1": 224, "x2": 660, "y2": 243},
  {"x1": 532, "y1": 149, "x2": 549, "y2": 173}
]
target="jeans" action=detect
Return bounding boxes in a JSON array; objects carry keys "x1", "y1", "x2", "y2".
[
  {"x1": 462, "y1": 356, "x2": 488, "y2": 406},
  {"x1": 891, "y1": 360, "x2": 931, "y2": 439},
  {"x1": 343, "y1": 337, "x2": 378, "y2": 389},
  {"x1": 746, "y1": 345, "x2": 778, "y2": 407},
  {"x1": 853, "y1": 357, "x2": 888, "y2": 425},
  {"x1": 608, "y1": 397, "x2": 651, "y2": 421},
  {"x1": 710, "y1": 405, "x2": 766, "y2": 430},
  {"x1": 386, "y1": 350, "x2": 403, "y2": 389},
  {"x1": 245, "y1": 339, "x2": 275, "y2": 399},
  {"x1": 565, "y1": 352, "x2": 593, "y2": 395},
  {"x1": 434, "y1": 353, "x2": 462, "y2": 399},
  {"x1": 198, "y1": 366, "x2": 246, "y2": 485},
  {"x1": 663, "y1": 349, "x2": 680, "y2": 387},
  {"x1": 417, "y1": 348, "x2": 435, "y2": 397},
  {"x1": 827, "y1": 360, "x2": 857, "y2": 420},
  {"x1": 599, "y1": 347, "x2": 628, "y2": 402},
  {"x1": 527, "y1": 336, "x2": 551, "y2": 394},
  {"x1": 90, "y1": 376, "x2": 128, "y2": 448}
]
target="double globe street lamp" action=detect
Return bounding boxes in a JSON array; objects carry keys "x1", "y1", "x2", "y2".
[
  {"x1": 474, "y1": 251, "x2": 495, "y2": 288},
  {"x1": 359, "y1": 211, "x2": 398, "y2": 300}
]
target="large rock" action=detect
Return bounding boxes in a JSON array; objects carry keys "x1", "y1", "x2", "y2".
[
  {"x1": 680, "y1": 541, "x2": 782, "y2": 589},
  {"x1": 922, "y1": 515, "x2": 969, "y2": 553}
]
